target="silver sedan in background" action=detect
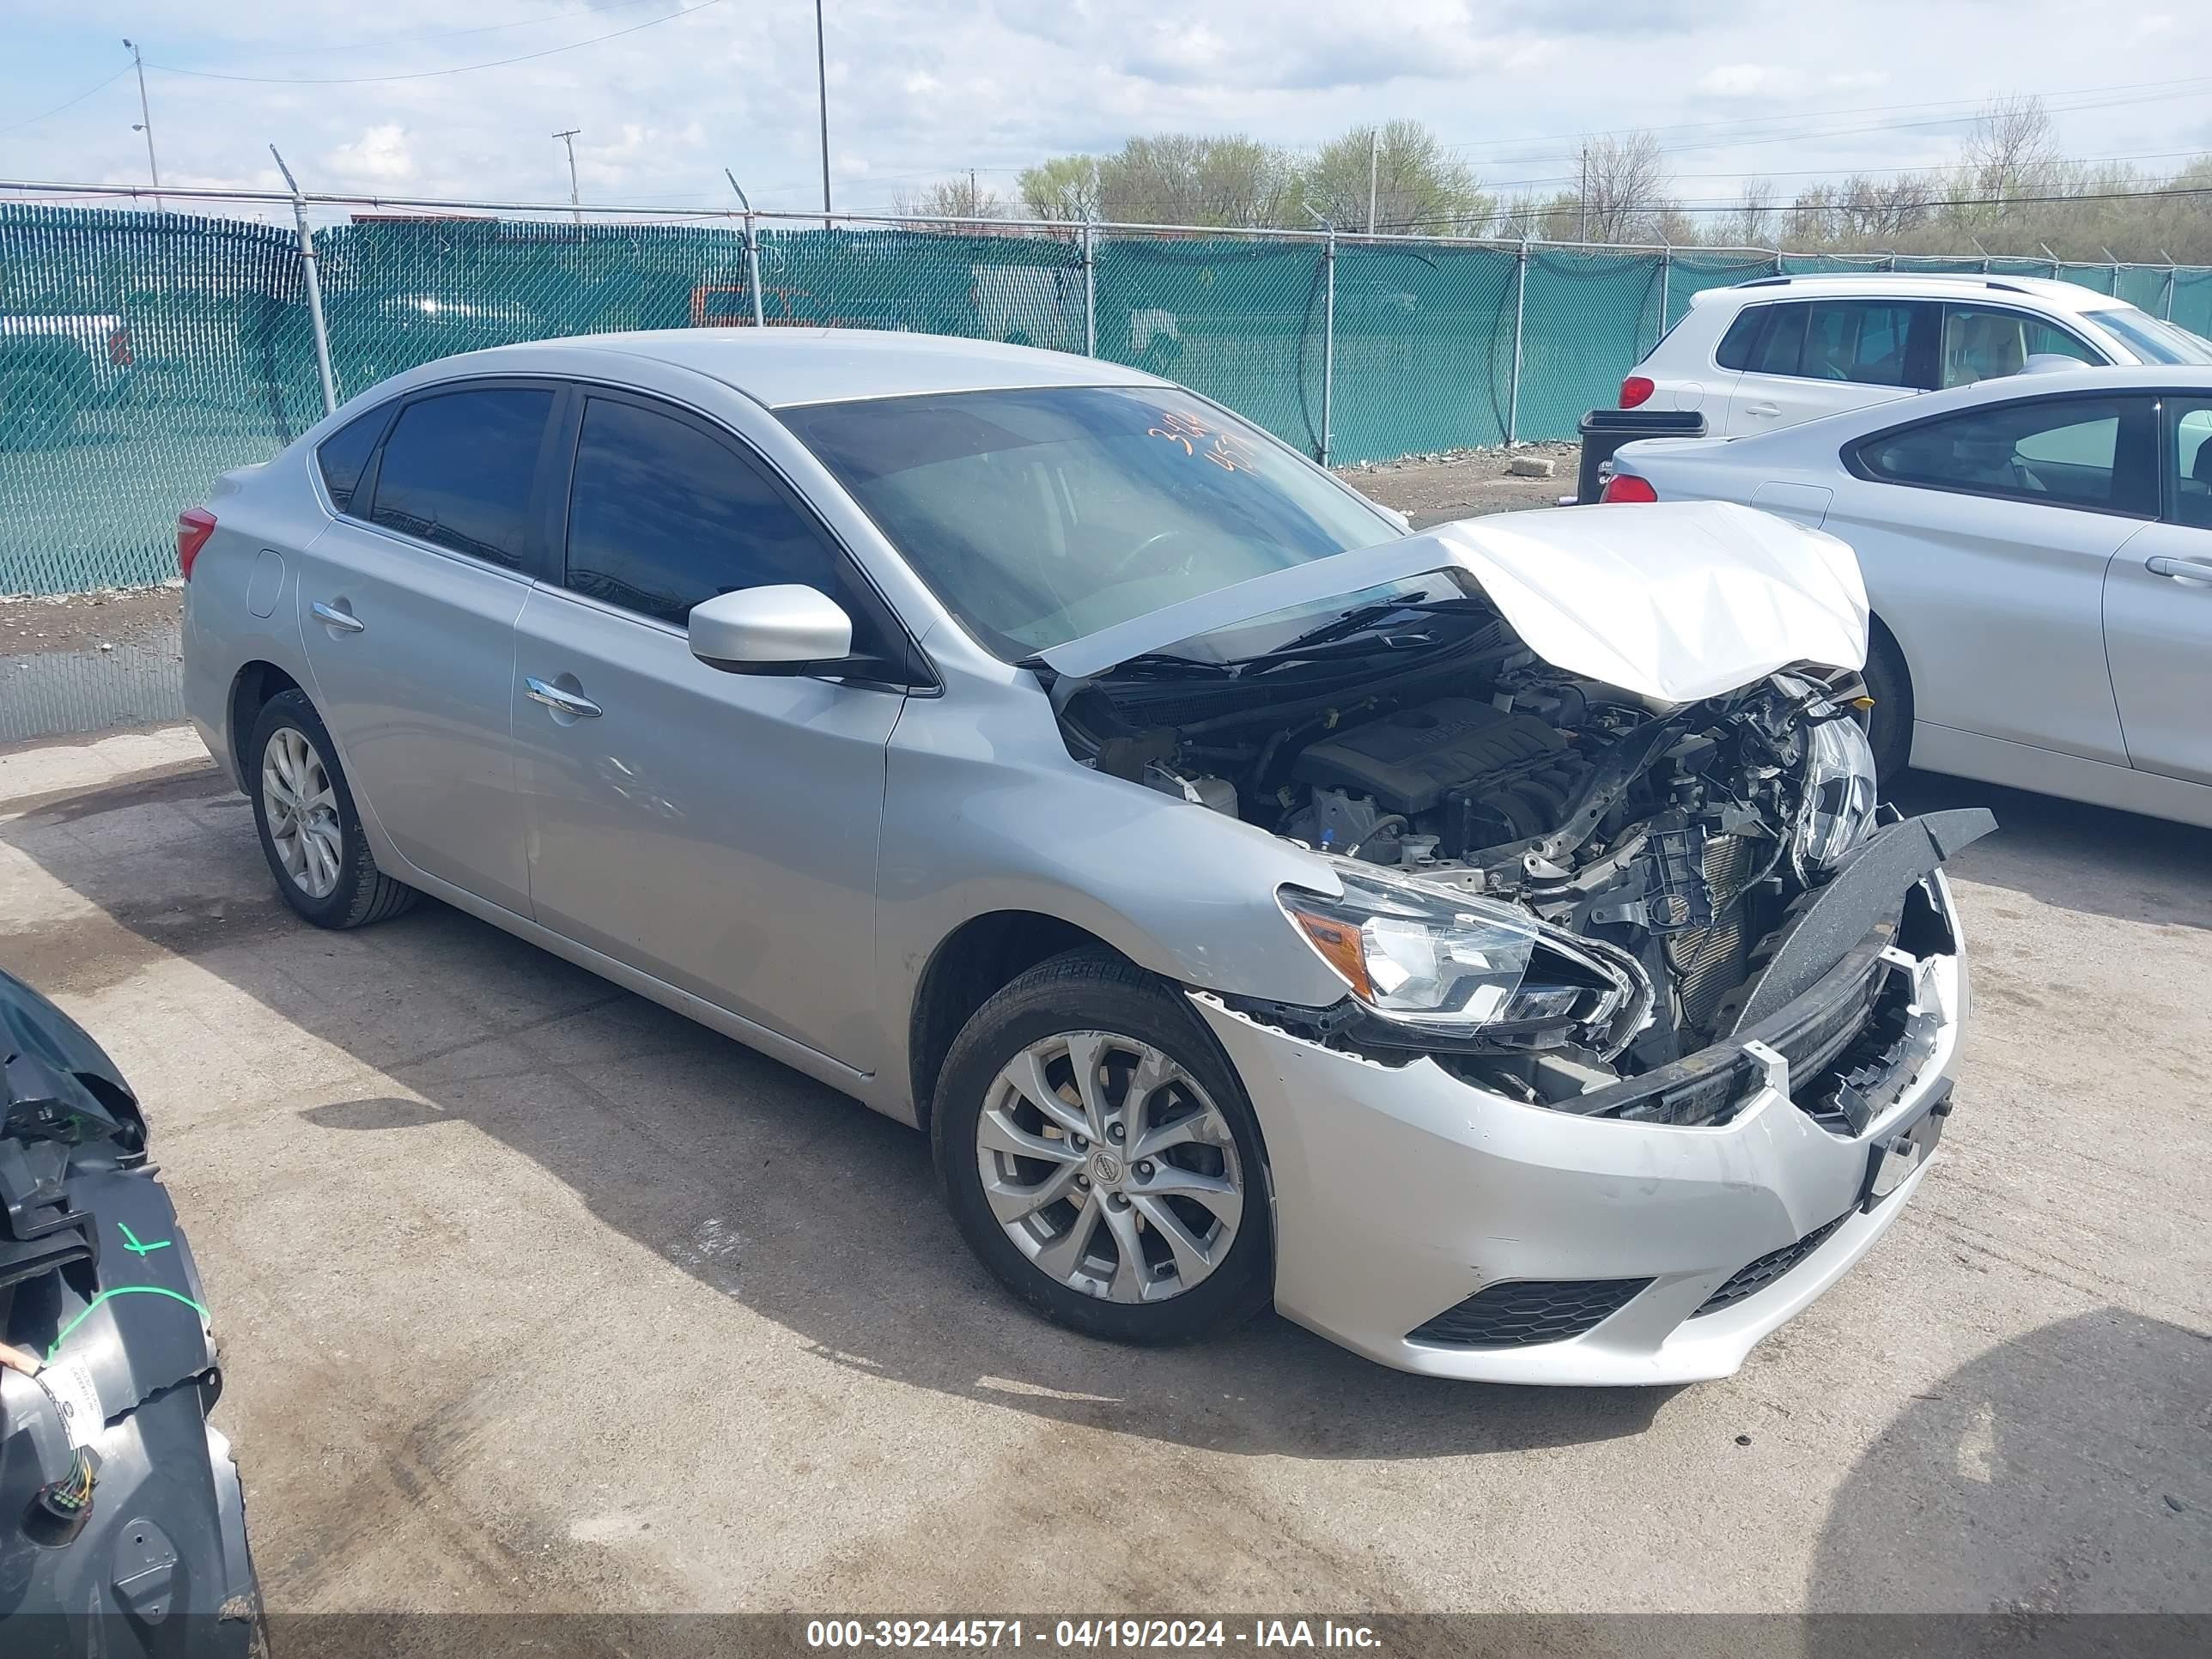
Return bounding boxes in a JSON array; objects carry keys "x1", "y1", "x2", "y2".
[
  {"x1": 1604, "y1": 365, "x2": 2212, "y2": 822},
  {"x1": 179, "y1": 330, "x2": 1983, "y2": 1382}
]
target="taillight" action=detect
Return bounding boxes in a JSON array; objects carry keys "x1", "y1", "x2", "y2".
[
  {"x1": 1601, "y1": 474, "x2": 1658, "y2": 503},
  {"x1": 178, "y1": 508, "x2": 216, "y2": 580},
  {"x1": 107, "y1": 325, "x2": 133, "y2": 367},
  {"x1": 1619, "y1": 375, "x2": 1655, "y2": 408}
]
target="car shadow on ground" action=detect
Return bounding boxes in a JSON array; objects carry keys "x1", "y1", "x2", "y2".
[
  {"x1": 1892, "y1": 769, "x2": 2212, "y2": 933},
  {"x1": 1808, "y1": 1307, "x2": 2209, "y2": 1626},
  {"x1": 5, "y1": 757, "x2": 1676, "y2": 1463}
]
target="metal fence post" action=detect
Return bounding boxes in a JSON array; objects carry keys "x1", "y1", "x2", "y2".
[
  {"x1": 1507, "y1": 240, "x2": 1528, "y2": 445},
  {"x1": 1319, "y1": 227, "x2": 1336, "y2": 465},
  {"x1": 744, "y1": 213, "x2": 766, "y2": 327},
  {"x1": 726, "y1": 171, "x2": 767, "y2": 327},
  {"x1": 270, "y1": 146, "x2": 337, "y2": 416},
  {"x1": 1772, "y1": 247, "x2": 1784, "y2": 276},
  {"x1": 2162, "y1": 252, "x2": 2178, "y2": 320},
  {"x1": 1656, "y1": 241, "x2": 1671, "y2": 348},
  {"x1": 1082, "y1": 217, "x2": 1097, "y2": 357}
]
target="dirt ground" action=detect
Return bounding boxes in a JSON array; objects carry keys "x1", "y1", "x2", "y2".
[
  {"x1": 0, "y1": 585, "x2": 182, "y2": 656},
  {"x1": 1340, "y1": 441, "x2": 1580, "y2": 526}
]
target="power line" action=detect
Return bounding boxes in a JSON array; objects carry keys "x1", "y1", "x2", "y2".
[
  {"x1": 1469, "y1": 82, "x2": 2212, "y2": 173},
  {"x1": 144, "y1": 0, "x2": 725, "y2": 85},
  {"x1": 1435, "y1": 74, "x2": 2212, "y2": 155},
  {"x1": 1376, "y1": 180, "x2": 2212, "y2": 234},
  {"x1": 1485, "y1": 147, "x2": 2212, "y2": 196},
  {"x1": 0, "y1": 64, "x2": 130, "y2": 138}
]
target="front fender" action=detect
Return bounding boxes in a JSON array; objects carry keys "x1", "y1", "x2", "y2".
[{"x1": 872, "y1": 684, "x2": 1350, "y2": 1110}]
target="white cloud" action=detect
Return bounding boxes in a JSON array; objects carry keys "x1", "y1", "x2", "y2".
[
  {"x1": 1698, "y1": 64, "x2": 1801, "y2": 98},
  {"x1": 1, "y1": 0, "x2": 2194, "y2": 221},
  {"x1": 322, "y1": 124, "x2": 417, "y2": 184}
]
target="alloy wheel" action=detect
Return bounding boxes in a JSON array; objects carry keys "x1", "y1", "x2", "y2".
[
  {"x1": 975, "y1": 1030, "x2": 1245, "y2": 1304},
  {"x1": 261, "y1": 726, "x2": 342, "y2": 901}
]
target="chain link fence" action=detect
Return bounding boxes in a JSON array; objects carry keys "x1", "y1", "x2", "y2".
[{"x1": 6, "y1": 182, "x2": 2211, "y2": 596}]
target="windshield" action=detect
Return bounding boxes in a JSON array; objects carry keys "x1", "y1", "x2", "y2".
[
  {"x1": 779, "y1": 386, "x2": 1396, "y2": 660},
  {"x1": 2087, "y1": 304, "x2": 2212, "y2": 365}
]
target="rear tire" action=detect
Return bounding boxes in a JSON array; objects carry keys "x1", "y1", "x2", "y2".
[
  {"x1": 932, "y1": 948, "x2": 1273, "y2": 1346},
  {"x1": 246, "y1": 689, "x2": 417, "y2": 929},
  {"x1": 1861, "y1": 625, "x2": 1914, "y2": 787}
]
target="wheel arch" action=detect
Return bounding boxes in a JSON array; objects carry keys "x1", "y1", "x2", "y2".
[
  {"x1": 226, "y1": 661, "x2": 307, "y2": 791},
  {"x1": 907, "y1": 910, "x2": 1130, "y2": 1133}
]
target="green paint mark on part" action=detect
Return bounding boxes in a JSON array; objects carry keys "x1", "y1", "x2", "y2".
[
  {"x1": 118, "y1": 1223, "x2": 172, "y2": 1256},
  {"x1": 46, "y1": 1285, "x2": 210, "y2": 1363}
]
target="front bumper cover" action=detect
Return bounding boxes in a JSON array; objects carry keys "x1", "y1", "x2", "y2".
[{"x1": 1195, "y1": 864, "x2": 1970, "y2": 1385}]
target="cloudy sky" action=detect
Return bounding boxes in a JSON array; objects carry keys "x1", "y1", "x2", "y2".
[{"x1": 2, "y1": 1, "x2": 2205, "y2": 224}]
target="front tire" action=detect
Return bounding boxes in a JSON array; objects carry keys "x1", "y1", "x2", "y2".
[
  {"x1": 246, "y1": 689, "x2": 417, "y2": 929},
  {"x1": 932, "y1": 949, "x2": 1273, "y2": 1346}
]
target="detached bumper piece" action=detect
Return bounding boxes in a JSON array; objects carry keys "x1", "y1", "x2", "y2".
[
  {"x1": 2, "y1": 967, "x2": 263, "y2": 1658},
  {"x1": 1408, "y1": 1277, "x2": 1653, "y2": 1349}
]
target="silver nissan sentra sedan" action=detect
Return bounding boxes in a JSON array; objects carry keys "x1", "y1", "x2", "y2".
[{"x1": 179, "y1": 330, "x2": 1987, "y2": 1383}]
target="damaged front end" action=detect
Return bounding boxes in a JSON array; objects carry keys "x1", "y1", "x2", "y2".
[{"x1": 1042, "y1": 507, "x2": 1989, "y2": 1110}]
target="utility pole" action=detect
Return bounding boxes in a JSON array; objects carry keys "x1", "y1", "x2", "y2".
[
  {"x1": 969, "y1": 167, "x2": 978, "y2": 216},
  {"x1": 815, "y1": 0, "x2": 833, "y2": 222},
  {"x1": 552, "y1": 129, "x2": 582, "y2": 232},
  {"x1": 122, "y1": 39, "x2": 161, "y2": 210},
  {"x1": 1365, "y1": 127, "x2": 1378, "y2": 236}
]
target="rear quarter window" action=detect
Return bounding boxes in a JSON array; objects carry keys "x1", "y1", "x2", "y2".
[
  {"x1": 1715, "y1": 307, "x2": 1768, "y2": 371},
  {"x1": 315, "y1": 406, "x2": 389, "y2": 514}
]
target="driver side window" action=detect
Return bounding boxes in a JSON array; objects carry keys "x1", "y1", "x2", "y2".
[{"x1": 563, "y1": 396, "x2": 835, "y2": 625}]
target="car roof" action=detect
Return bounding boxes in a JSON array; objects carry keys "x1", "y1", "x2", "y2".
[
  {"x1": 1697, "y1": 272, "x2": 2135, "y2": 313},
  {"x1": 436, "y1": 328, "x2": 1168, "y2": 408}
]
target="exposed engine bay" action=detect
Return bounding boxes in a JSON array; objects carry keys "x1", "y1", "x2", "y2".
[{"x1": 1050, "y1": 599, "x2": 1886, "y2": 1103}]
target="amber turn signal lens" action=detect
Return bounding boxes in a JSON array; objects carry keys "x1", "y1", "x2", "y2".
[{"x1": 1283, "y1": 901, "x2": 1375, "y2": 1001}]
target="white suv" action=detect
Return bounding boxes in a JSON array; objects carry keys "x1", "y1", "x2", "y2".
[{"x1": 1620, "y1": 273, "x2": 2212, "y2": 436}]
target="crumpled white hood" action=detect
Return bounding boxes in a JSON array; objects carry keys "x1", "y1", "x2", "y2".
[
  {"x1": 1040, "y1": 500, "x2": 1869, "y2": 702},
  {"x1": 1419, "y1": 501, "x2": 1868, "y2": 702}
]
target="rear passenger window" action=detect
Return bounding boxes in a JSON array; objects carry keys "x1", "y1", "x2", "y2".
[
  {"x1": 562, "y1": 397, "x2": 836, "y2": 624},
  {"x1": 368, "y1": 387, "x2": 552, "y2": 569},
  {"x1": 316, "y1": 406, "x2": 387, "y2": 514},
  {"x1": 1858, "y1": 397, "x2": 2127, "y2": 510},
  {"x1": 1802, "y1": 301, "x2": 1917, "y2": 386},
  {"x1": 1745, "y1": 301, "x2": 1921, "y2": 386},
  {"x1": 1715, "y1": 307, "x2": 1767, "y2": 371}
]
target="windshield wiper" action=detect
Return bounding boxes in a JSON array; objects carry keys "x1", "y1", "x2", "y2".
[{"x1": 1267, "y1": 595, "x2": 1487, "y2": 655}]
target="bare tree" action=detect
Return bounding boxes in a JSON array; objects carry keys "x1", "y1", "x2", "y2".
[
  {"x1": 1960, "y1": 94, "x2": 2066, "y2": 204},
  {"x1": 1572, "y1": 131, "x2": 1670, "y2": 243},
  {"x1": 1731, "y1": 178, "x2": 1777, "y2": 247},
  {"x1": 893, "y1": 175, "x2": 1007, "y2": 225}
]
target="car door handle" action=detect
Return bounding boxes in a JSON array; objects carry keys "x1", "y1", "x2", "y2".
[
  {"x1": 1744, "y1": 401, "x2": 1782, "y2": 417},
  {"x1": 525, "y1": 677, "x2": 603, "y2": 718},
  {"x1": 2147, "y1": 556, "x2": 2212, "y2": 585},
  {"x1": 310, "y1": 600, "x2": 364, "y2": 634}
]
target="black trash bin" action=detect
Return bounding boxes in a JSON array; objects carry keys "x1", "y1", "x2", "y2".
[{"x1": 1576, "y1": 407, "x2": 1707, "y2": 503}]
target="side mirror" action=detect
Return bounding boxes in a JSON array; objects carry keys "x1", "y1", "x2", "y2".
[{"x1": 689, "y1": 585, "x2": 854, "y2": 674}]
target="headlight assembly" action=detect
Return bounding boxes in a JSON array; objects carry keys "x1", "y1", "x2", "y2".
[
  {"x1": 1795, "y1": 706, "x2": 1879, "y2": 872},
  {"x1": 1279, "y1": 869, "x2": 1651, "y2": 1056}
]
